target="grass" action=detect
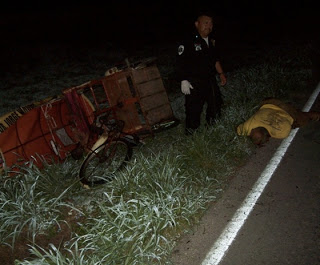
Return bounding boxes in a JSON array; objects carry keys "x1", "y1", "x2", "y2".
[
  {"x1": 0, "y1": 166, "x2": 76, "y2": 248},
  {"x1": 0, "y1": 39, "x2": 314, "y2": 264}
]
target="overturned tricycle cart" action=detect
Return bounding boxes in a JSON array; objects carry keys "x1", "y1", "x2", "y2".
[{"x1": 0, "y1": 58, "x2": 179, "y2": 185}]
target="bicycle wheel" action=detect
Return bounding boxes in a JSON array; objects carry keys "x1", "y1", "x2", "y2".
[{"x1": 79, "y1": 139, "x2": 132, "y2": 186}]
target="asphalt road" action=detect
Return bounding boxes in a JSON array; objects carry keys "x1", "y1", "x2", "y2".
[{"x1": 171, "y1": 91, "x2": 320, "y2": 265}]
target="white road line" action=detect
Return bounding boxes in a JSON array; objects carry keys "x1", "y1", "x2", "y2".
[{"x1": 201, "y1": 82, "x2": 320, "y2": 265}]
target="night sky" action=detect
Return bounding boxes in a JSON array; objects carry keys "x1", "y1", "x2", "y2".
[
  {"x1": 0, "y1": 0, "x2": 318, "y2": 68},
  {"x1": 1, "y1": 1, "x2": 317, "y2": 42}
]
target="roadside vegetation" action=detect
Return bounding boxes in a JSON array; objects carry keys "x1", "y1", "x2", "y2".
[{"x1": 0, "y1": 39, "x2": 314, "y2": 264}]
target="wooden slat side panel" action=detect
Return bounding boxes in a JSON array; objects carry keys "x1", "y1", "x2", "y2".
[
  {"x1": 131, "y1": 66, "x2": 161, "y2": 84},
  {"x1": 144, "y1": 104, "x2": 174, "y2": 125},
  {"x1": 131, "y1": 65, "x2": 176, "y2": 126},
  {"x1": 135, "y1": 79, "x2": 165, "y2": 98},
  {"x1": 139, "y1": 92, "x2": 171, "y2": 112}
]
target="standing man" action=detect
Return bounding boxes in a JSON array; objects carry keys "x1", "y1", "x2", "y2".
[{"x1": 176, "y1": 11, "x2": 227, "y2": 134}]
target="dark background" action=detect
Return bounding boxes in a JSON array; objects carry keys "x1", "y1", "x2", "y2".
[
  {"x1": 1, "y1": 1, "x2": 317, "y2": 44},
  {"x1": 0, "y1": 0, "x2": 318, "y2": 73}
]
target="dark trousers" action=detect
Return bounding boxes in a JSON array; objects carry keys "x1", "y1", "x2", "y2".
[{"x1": 185, "y1": 80, "x2": 222, "y2": 133}]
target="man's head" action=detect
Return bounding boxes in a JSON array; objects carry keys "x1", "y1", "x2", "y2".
[
  {"x1": 250, "y1": 127, "x2": 271, "y2": 146},
  {"x1": 195, "y1": 13, "x2": 213, "y2": 38}
]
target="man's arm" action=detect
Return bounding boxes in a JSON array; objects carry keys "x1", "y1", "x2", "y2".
[
  {"x1": 176, "y1": 41, "x2": 192, "y2": 82},
  {"x1": 176, "y1": 40, "x2": 194, "y2": 95},
  {"x1": 215, "y1": 61, "x2": 227, "y2": 86}
]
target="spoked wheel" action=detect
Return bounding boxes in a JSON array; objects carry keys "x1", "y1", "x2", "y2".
[{"x1": 79, "y1": 139, "x2": 132, "y2": 187}]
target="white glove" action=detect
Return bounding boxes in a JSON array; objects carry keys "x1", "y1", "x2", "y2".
[{"x1": 181, "y1": 80, "x2": 193, "y2": 95}]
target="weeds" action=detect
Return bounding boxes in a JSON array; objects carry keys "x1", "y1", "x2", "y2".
[
  {"x1": 0, "y1": 162, "x2": 83, "y2": 249},
  {"x1": 0, "y1": 40, "x2": 313, "y2": 264}
]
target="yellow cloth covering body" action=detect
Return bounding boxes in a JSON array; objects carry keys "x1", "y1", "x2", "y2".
[{"x1": 237, "y1": 104, "x2": 294, "y2": 139}]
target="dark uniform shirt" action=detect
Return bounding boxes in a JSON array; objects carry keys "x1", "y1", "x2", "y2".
[{"x1": 176, "y1": 33, "x2": 221, "y2": 84}]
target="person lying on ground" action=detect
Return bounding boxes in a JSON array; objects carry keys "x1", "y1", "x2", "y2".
[{"x1": 237, "y1": 98, "x2": 320, "y2": 146}]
